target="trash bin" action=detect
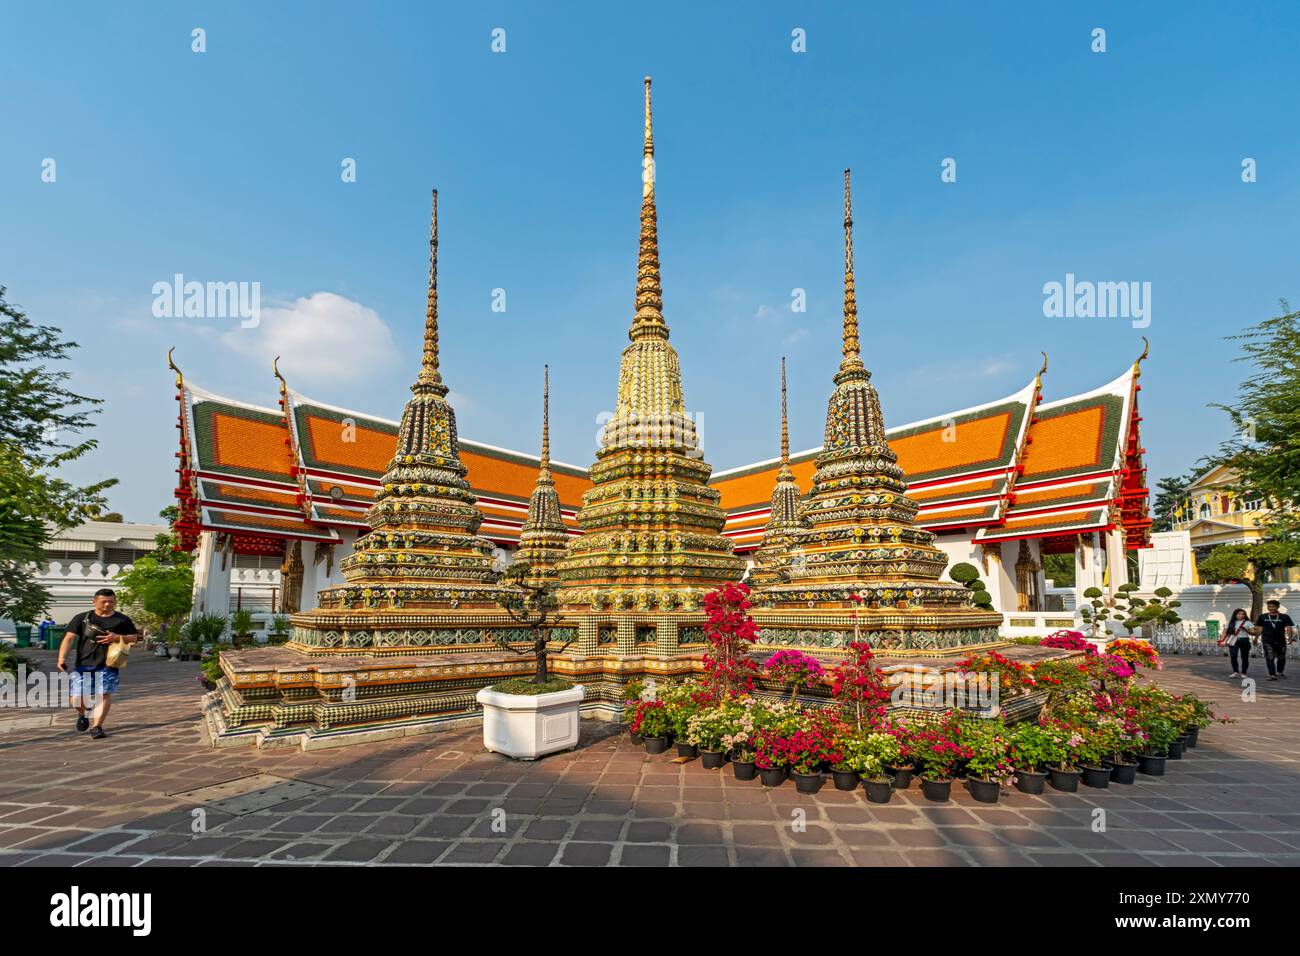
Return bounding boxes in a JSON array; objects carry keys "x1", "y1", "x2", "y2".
[
  {"x1": 14, "y1": 624, "x2": 32, "y2": 648},
  {"x1": 47, "y1": 625, "x2": 63, "y2": 651}
]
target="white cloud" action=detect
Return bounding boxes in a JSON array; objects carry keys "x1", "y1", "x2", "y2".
[{"x1": 220, "y1": 292, "x2": 399, "y2": 383}]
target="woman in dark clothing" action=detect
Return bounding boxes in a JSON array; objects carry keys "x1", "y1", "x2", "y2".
[{"x1": 1218, "y1": 608, "x2": 1257, "y2": 679}]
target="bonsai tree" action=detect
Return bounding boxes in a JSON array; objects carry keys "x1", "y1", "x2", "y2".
[
  {"x1": 949, "y1": 562, "x2": 993, "y2": 610},
  {"x1": 1198, "y1": 540, "x2": 1300, "y2": 619},
  {"x1": 494, "y1": 562, "x2": 577, "y2": 685},
  {"x1": 1078, "y1": 586, "x2": 1112, "y2": 636},
  {"x1": 1116, "y1": 585, "x2": 1182, "y2": 636}
]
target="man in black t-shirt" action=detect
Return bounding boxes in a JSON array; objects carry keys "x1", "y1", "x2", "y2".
[
  {"x1": 1255, "y1": 599, "x2": 1296, "y2": 681},
  {"x1": 57, "y1": 588, "x2": 140, "y2": 738}
]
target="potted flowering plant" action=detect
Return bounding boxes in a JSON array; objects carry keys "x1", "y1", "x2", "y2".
[
  {"x1": 721, "y1": 696, "x2": 770, "y2": 779},
  {"x1": 912, "y1": 724, "x2": 973, "y2": 802},
  {"x1": 830, "y1": 640, "x2": 890, "y2": 730},
  {"x1": 686, "y1": 699, "x2": 741, "y2": 769},
  {"x1": 957, "y1": 717, "x2": 1015, "y2": 803},
  {"x1": 784, "y1": 727, "x2": 837, "y2": 794},
  {"x1": 1007, "y1": 721, "x2": 1065, "y2": 794},
  {"x1": 1028, "y1": 657, "x2": 1092, "y2": 719},
  {"x1": 1039, "y1": 629, "x2": 1096, "y2": 655},
  {"x1": 1106, "y1": 637, "x2": 1162, "y2": 672},
  {"x1": 955, "y1": 649, "x2": 1037, "y2": 700},
  {"x1": 764, "y1": 648, "x2": 826, "y2": 703},
  {"x1": 755, "y1": 728, "x2": 791, "y2": 788},
  {"x1": 662, "y1": 680, "x2": 712, "y2": 758},
  {"x1": 830, "y1": 726, "x2": 864, "y2": 791},
  {"x1": 850, "y1": 732, "x2": 902, "y2": 803},
  {"x1": 623, "y1": 678, "x2": 647, "y2": 743},
  {"x1": 884, "y1": 719, "x2": 918, "y2": 789},
  {"x1": 631, "y1": 699, "x2": 672, "y2": 754}
]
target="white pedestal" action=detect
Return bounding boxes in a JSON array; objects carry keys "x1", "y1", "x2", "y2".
[{"x1": 476, "y1": 684, "x2": 585, "y2": 760}]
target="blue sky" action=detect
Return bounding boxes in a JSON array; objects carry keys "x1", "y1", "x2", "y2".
[{"x1": 2, "y1": 1, "x2": 1297, "y2": 521}]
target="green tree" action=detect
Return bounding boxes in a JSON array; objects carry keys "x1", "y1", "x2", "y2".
[
  {"x1": 1211, "y1": 301, "x2": 1300, "y2": 531},
  {"x1": 1041, "y1": 552, "x2": 1075, "y2": 588},
  {"x1": 1198, "y1": 541, "x2": 1300, "y2": 619},
  {"x1": 116, "y1": 555, "x2": 194, "y2": 640},
  {"x1": 1150, "y1": 467, "x2": 1210, "y2": 532},
  {"x1": 0, "y1": 288, "x2": 115, "y2": 622}
]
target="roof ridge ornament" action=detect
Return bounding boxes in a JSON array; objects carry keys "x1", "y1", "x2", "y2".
[
  {"x1": 166, "y1": 346, "x2": 183, "y2": 388},
  {"x1": 1036, "y1": 351, "x2": 1049, "y2": 386},
  {"x1": 1133, "y1": 336, "x2": 1150, "y2": 375},
  {"x1": 273, "y1": 354, "x2": 287, "y2": 400}
]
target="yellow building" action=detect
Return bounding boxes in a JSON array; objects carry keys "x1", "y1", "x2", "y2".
[{"x1": 1172, "y1": 465, "x2": 1271, "y2": 548}]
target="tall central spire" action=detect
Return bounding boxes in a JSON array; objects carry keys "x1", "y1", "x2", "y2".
[
  {"x1": 778, "y1": 356, "x2": 793, "y2": 480},
  {"x1": 631, "y1": 76, "x2": 667, "y2": 341},
  {"x1": 539, "y1": 364, "x2": 551, "y2": 478},
  {"x1": 418, "y1": 189, "x2": 446, "y2": 393},
  {"x1": 837, "y1": 169, "x2": 867, "y2": 384}
]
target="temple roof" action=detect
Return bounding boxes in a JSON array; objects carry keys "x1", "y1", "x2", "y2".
[{"x1": 172, "y1": 357, "x2": 1149, "y2": 552}]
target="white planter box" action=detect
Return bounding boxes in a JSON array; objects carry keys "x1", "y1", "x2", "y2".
[{"x1": 476, "y1": 684, "x2": 585, "y2": 760}]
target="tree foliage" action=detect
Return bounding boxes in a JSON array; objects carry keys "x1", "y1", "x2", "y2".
[
  {"x1": 0, "y1": 288, "x2": 116, "y2": 622},
  {"x1": 1211, "y1": 301, "x2": 1300, "y2": 532},
  {"x1": 1198, "y1": 541, "x2": 1300, "y2": 618}
]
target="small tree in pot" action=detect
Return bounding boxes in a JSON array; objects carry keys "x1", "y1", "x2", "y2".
[{"x1": 492, "y1": 562, "x2": 577, "y2": 687}]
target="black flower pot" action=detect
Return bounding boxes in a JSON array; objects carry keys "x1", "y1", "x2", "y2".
[
  {"x1": 1048, "y1": 767, "x2": 1080, "y2": 792},
  {"x1": 1167, "y1": 739, "x2": 1185, "y2": 760},
  {"x1": 919, "y1": 778, "x2": 952, "y2": 802},
  {"x1": 1080, "y1": 765, "x2": 1111, "y2": 789},
  {"x1": 732, "y1": 759, "x2": 757, "y2": 781},
  {"x1": 1108, "y1": 761, "x2": 1138, "y2": 785},
  {"x1": 1136, "y1": 753, "x2": 1166, "y2": 776},
  {"x1": 700, "y1": 750, "x2": 725, "y2": 769},
  {"x1": 677, "y1": 742, "x2": 698, "y2": 759},
  {"x1": 1185, "y1": 728, "x2": 1199, "y2": 748},
  {"x1": 1015, "y1": 769, "x2": 1046, "y2": 795},
  {"x1": 793, "y1": 772, "x2": 823, "y2": 795},
  {"x1": 759, "y1": 766, "x2": 787, "y2": 788},
  {"x1": 644, "y1": 736, "x2": 670, "y2": 754},
  {"x1": 968, "y1": 777, "x2": 1001, "y2": 804},
  {"x1": 887, "y1": 765, "x2": 915, "y2": 790},
  {"x1": 864, "y1": 778, "x2": 893, "y2": 804},
  {"x1": 629, "y1": 732, "x2": 644, "y2": 745},
  {"x1": 832, "y1": 770, "x2": 859, "y2": 792}
]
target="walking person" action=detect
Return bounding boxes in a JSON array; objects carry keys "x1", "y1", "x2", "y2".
[
  {"x1": 1218, "y1": 608, "x2": 1257, "y2": 678},
  {"x1": 1255, "y1": 599, "x2": 1296, "y2": 681},
  {"x1": 56, "y1": 588, "x2": 140, "y2": 738}
]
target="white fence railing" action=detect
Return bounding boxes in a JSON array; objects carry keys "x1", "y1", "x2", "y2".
[{"x1": 1152, "y1": 622, "x2": 1300, "y2": 659}]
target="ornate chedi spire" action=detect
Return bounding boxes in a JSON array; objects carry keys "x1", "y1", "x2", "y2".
[
  {"x1": 513, "y1": 365, "x2": 569, "y2": 585},
  {"x1": 753, "y1": 171, "x2": 996, "y2": 646},
  {"x1": 749, "y1": 358, "x2": 810, "y2": 587},
  {"x1": 554, "y1": 78, "x2": 745, "y2": 614},
  {"x1": 300, "y1": 190, "x2": 510, "y2": 629}
]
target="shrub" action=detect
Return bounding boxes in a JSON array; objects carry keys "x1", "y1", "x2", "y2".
[
  {"x1": 1008, "y1": 721, "x2": 1067, "y2": 772},
  {"x1": 764, "y1": 649, "x2": 826, "y2": 703}
]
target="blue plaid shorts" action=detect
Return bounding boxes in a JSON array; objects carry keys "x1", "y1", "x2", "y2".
[{"x1": 70, "y1": 668, "x2": 120, "y2": 698}]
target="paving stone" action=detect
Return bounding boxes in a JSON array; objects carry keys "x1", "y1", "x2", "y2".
[
  {"x1": 678, "y1": 844, "x2": 730, "y2": 866},
  {"x1": 501, "y1": 842, "x2": 560, "y2": 866},
  {"x1": 618, "y1": 844, "x2": 672, "y2": 866},
  {"x1": 559, "y1": 842, "x2": 613, "y2": 866},
  {"x1": 626, "y1": 821, "x2": 672, "y2": 843},
  {"x1": 381, "y1": 839, "x2": 452, "y2": 864}
]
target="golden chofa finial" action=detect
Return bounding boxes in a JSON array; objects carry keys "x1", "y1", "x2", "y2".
[
  {"x1": 1133, "y1": 336, "x2": 1150, "y2": 375},
  {"x1": 166, "y1": 346, "x2": 183, "y2": 387},
  {"x1": 272, "y1": 354, "x2": 286, "y2": 398},
  {"x1": 1036, "y1": 351, "x2": 1049, "y2": 384},
  {"x1": 631, "y1": 77, "x2": 667, "y2": 341}
]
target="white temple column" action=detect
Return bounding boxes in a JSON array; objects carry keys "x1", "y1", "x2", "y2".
[
  {"x1": 1105, "y1": 527, "x2": 1130, "y2": 594},
  {"x1": 298, "y1": 541, "x2": 321, "y2": 612},
  {"x1": 1076, "y1": 531, "x2": 1104, "y2": 594},
  {"x1": 191, "y1": 531, "x2": 232, "y2": 616}
]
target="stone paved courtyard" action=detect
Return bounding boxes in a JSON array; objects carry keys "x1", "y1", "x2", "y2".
[{"x1": 1, "y1": 648, "x2": 1298, "y2": 867}]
